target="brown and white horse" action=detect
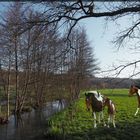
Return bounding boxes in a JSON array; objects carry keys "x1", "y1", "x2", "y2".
[
  {"x1": 85, "y1": 91, "x2": 105, "y2": 128},
  {"x1": 103, "y1": 97, "x2": 116, "y2": 128},
  {"x1": 129, "y1": 85, "x2": 140, "y2": 116}
]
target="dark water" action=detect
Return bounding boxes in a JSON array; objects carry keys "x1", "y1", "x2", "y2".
[{"x1": 0, "y1": 100, "x2": 66, "y2": 140}]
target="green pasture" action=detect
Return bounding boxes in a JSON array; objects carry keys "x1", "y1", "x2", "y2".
[{"x1": 46, "y1": 89, "x2": 140, "y2": 140}]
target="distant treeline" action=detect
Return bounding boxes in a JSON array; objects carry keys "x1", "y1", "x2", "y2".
[{"x1": 83, "y1": 77, "x2": 140, "y2": 89}]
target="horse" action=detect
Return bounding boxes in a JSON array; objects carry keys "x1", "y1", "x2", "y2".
[
  {"x1": 85, "y1": 91, "x2": 106, "y2": 128},
  {"x1": 103, "y1": 97, "x2": 116, "y2": 128},
  {"x1": 129, "y1": 85, "x2": 140, "y2": 116}
]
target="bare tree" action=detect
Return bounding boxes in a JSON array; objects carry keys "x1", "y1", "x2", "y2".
[
  {"x1": 3, "y1": 1, "x2": 140, "y2": 79},
  {"x1": 2, "y1": 1, "x2": 140, "y2": 115},
  {"x1": 63, "y1": 27, "x2": 99, "y2": 99},
  {"x1": 24, "y1": 1, "x2": 140, "y2": 78},
  {"x1": 24, "y1": 1, "x2": 139, "y2": 38}
]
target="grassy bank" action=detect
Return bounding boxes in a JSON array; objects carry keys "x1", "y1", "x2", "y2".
[{"x1": 46, "y1": 89, "x2": 140, "y2": 140}]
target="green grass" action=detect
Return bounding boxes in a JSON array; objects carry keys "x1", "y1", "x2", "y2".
[{"x1": 46, "y1": 89, "x2": 140, "y2": 140}]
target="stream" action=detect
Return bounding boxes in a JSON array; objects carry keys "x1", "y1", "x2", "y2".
[{"x1": 0, "y1": 100, "x2": 66, "y2": 140}]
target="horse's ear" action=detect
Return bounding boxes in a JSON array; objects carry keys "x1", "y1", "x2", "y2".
[
  {"x1": 85, "y1": 93, "x2": 87, "y2": 96},
  {"x1": 97, "y1": 91, "x2": 100, "y2": 97}
]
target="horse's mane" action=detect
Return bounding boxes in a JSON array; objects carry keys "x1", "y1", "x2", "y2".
[{"x1": 135, "y1": 85, "x2": 140, "y2": 89}]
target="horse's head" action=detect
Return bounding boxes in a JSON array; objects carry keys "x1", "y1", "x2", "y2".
[
  {"x1": 103, "y1": 96, "x2": 110, "y2": 106},
  {"x1": 129, "y1": 85, "x2": 139, "y2": 96},
  {"x1": 85, "y1": 93, "x2": 92, "y2": 111}
]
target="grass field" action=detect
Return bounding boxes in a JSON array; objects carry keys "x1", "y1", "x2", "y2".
[{"x1": 46, "y1": 89, "x2": 140, "y2": 140}]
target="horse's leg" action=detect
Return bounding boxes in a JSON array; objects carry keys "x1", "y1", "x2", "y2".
[
  {"x1": 134, "y1": 108, "x2": 139, "y2": 116},
  {"x1": 107, "y1": 115, "x2": 111, "y2": 128},
  {"x1": 98, "y1": 112, "x2": 101, "y2": 124},
  {"x1": 101, "y1": 111, "x2": 106, "y2": 126},
  {"x1": 93, "y1": 112, "x2": 97, "y2": 128},
  {"x1": 112, "y1": 115, "x2": 116, "y2": 128}
]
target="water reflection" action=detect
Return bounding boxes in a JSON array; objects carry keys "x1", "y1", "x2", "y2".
[{"x1": 0, "y1": 100, "x2": 66, "y2": 140}]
